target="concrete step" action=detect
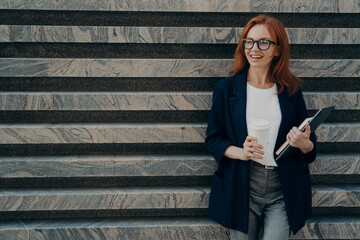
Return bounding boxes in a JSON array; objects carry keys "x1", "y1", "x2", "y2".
[
  {"x1": 311, "y1": 154, "x2": 360, "y2": 176},
  {"x1": 0, "y1": 185, "x2": 358, "y2": 212},
  {"x1": 2, "y1": 25, "x2": 359, "y2": 44},
  {"x1": 0, "y1": 187, "x2": 209, "y2": 212},
  {"x1": 0, "y1": 154, "x2": 358, "y2": 179},
  {"x1": 1, "y1": 58, "x2": 358, "y2": 78},
  {"x1": 0, "y1": 155, "x2": 216, "y2": 178},
  {"x1": 0, "y1": 216, "x2": 359, "y2": 239},
  {"x1": 0, "y1": 123, "x2": 358, "y2": 144},
  {"x1": 291, "y1": 215, "x2": 360, "y2": 239},
  {"x1": 0, "y1": 92, "x2": 358, "y2": 111},
  {"x1": 1, "y1": 217, "x2": 227, "y2": 240},
  {"x1": 1, "y1": 0, "x2": 358, "y2": 13}
]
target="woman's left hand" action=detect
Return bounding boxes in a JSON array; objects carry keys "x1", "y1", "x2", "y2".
[{"x1": 287, "y1": 123, "x2": 314, "y2": 154}]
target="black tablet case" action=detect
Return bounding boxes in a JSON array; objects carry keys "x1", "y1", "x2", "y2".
[{"x1": 275, "y1": 106, "x2": 335, "y2": 161}]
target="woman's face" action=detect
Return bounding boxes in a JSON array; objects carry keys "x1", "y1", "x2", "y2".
[{"x1": 244, "y1": 24, "x2": 279, "y2": 71}]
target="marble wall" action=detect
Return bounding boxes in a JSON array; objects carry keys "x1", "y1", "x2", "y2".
[
  {"x1": 0, "y1": 58, "x2": 359, "y2": 77},
  {"x1": 1, "y1": 154, "x2": 359, "y2": 178},
  {"x1": 1, "y1": 25, "x2": 358, "y2": 44},
  {"x1": 0, "y1": 123, "x2": 358, "y2": 144},
  {"x1": 1, "y1": 0, "x2": 358, "y2": 12},
  {"x1": 0, "y1": 92, "x2": 358, "y2": 111}
]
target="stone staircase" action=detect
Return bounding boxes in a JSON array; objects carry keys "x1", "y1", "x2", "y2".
[{"x1": 0, "y1": 1, "x2": 359, "y2": 239}]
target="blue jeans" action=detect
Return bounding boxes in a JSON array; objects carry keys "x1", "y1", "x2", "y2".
[{"x1": 227, "y1": 162, "x2": 290, "y2": 240}]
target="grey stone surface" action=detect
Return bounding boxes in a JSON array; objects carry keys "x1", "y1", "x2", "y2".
[
  {"x1": 0, "y1": 92, "x2": 213, "y2": 111},
  {"x1": 316, "y1": 123, "x2": 360, "y2": 142},
  {"x1": 286, "y1": 28, "x2": 360, "y2": 44},
  {"x1": 0, "y1": 123, "x2": 357, "y2": 144},
  {"x1": 290, "y1": 215, "x2": 360, "y2": 239},
  {"x1": 0, "y1": 92, "x2": 358, "y2": 111},
  {"x1": 251, "y1": 0, "x2": 360, "y2": 13},
  {"x1": 312, "y1": 185, "x2": 360, "y2": 207},
  {"x1": 0, "y1": 25, "x2": 9, "y2": 42},
  {"x1": 0, "y1": 59, "x2": 49, "y2": 77},
  {"x1": 0, "y1": 124, "x2": 275, "y2": 145},
  {"x1": 310, "y1": 154, "x2": 360, "y2": 176},
  {"x1": 0, "y1": 154, "x2": 358, "y2": 179},
  {"x1": 1, "y1": 58, "x2": 359, "y2": 78},
  {"x1": 0, "y1": 123, "x2": 207, "y2": 144},
  {"x1": 1, "y1": 0, "x2": 358, "y2": 12},
  {"x1": 290, "y1": 59, "x2": 360, "y2": 78},
  {"x1": 3, "y1": 25, "x2": 359, "y2": 44},
  {"x1": 0, "y1": 218, "x2": 228, "y2": 240},
  {"x1": 304, "y1": 92, "x2": 360, "y2": 110},
  {"x1": 0, "y1": 187, "x2": 210, "y2": 211},
  {"x1": 0, "y1": 155, "x2": 216, "y2": 178},
  {"x1": 48, "y1": 59, "x2": 232, "y2": 78},
  {"x1": 0, "y1": 216, "x2": 359, "y2": 240},
  {"x1": 0, "y1": 185, "x2": 357, "y2": 211},
  {"x1": 0, "y1": 0, "x2": 358, "y2": 239}
]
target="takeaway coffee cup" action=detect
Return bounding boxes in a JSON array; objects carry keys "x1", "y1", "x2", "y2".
[{"x1": 247, "y1": 119, "x2": 270, "y2": 161}]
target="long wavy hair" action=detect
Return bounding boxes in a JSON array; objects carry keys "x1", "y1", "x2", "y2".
[{"x1": 232, "y1": 14, "x2": 303, "y2": 96}]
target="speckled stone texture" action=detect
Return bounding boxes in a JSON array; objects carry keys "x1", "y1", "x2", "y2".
[
  {"x1": 0, "y1": 155, "x2": 217, "y2": 178},
  {"x1": 2, "y1": 25, "x2": 359, "y2": 44},
  {"x1": 0, "y1": 185, "x2": 358, "y2": 212},
  {"x1": 310, "y1": 154, "x2": 360, "y2": 176},
  {"x1": 0, "y1": 217, "x2": 359, "y2": 240},
  {"x1": 0, "y1": 187, "x2": 210, "y2": 211},
  {"x1": 0, "y1": 123, "x2": 358, "y2": 144},
  {"x1": 0, "y1": 92, "x2": 213, "y2": 111},
  {"x1": 0, "y1": 218, "x2": 228, "y2": 240},
  {"x1": 0, "y1": 58, "x2": 359, "y2": 77},
  {"x1": 0, "y1": 124, "x2": 206, "y2": 144},
  {"x1": 0, "y1": 0, "x2": 359, "y2": 239},
  {"x1": 1, "y1": 0, "x2": 359, "y2": 12},
  {"x1": 1, "y1": 151, "x2": 359, "y2": 177},
  {"x1": 0, "y1": 154, "x2": 358, "y2": 179},
  {"x1": 290, "y1": 215, "x2": 360, "y2": 239}
]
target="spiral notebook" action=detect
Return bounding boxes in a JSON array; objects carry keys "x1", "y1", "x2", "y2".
[{"x1": 275, "y1": 106, "x2": 335, "y2": 161}]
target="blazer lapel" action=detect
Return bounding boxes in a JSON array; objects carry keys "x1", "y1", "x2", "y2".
[{"x1": 229, "y1": 72, "x2": 248, "y2": 147}]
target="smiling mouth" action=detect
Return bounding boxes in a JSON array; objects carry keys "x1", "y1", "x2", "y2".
[{"x1": 250, "y1": 55, "x2": 263, "y2": 59}]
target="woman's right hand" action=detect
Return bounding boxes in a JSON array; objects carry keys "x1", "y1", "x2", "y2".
[
  {"x1": 223, "y1": 136, "x2": 264, "y2": 161},
  {"x1": 240, "y1": 136, "x2": 264, "y2": 160}
]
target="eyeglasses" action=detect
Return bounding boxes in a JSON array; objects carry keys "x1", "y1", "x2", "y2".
[{"x1": 241, "y1": 38, "x2": 277, "y2": 50}]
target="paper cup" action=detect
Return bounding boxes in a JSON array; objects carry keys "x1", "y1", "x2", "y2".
[{"x1": 247, "y1": 119, "x2": 270, "y2": 160}]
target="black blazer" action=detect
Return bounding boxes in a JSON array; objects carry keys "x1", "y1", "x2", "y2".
[{"x1": 205, "y1": 70, "x2": 317, "y2": 234}]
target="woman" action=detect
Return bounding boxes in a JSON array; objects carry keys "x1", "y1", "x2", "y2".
[{"x1": 205, "y1": 14, "x2": 317, "y2": 240}]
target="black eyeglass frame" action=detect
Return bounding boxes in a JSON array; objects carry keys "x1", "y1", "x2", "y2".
[{"x1": 241, "y1": 38, "x2": 277, "y2": 50}]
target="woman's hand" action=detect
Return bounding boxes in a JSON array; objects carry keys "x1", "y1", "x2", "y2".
[
  {"x1": 287, "y1": 123, "x2": 314, "y2": 154},
  {"x1": 223, "y1": 136, "x2": 264, "y2": 161},
  {"x1": 240, "y1": 136, "x2": 264, "y2": 160}
]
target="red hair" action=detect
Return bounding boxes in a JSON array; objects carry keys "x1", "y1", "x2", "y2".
[{"x1": 232, "y1": 14, "x2": 303, "y2": 96}]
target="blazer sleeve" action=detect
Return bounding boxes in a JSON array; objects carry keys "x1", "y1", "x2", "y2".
[
  {"x1": 295, "y1": 88, "x2": 317, "y2": 164},
  {"x1": 205, "y1": 81, "x2": 234, "y2": 164}
]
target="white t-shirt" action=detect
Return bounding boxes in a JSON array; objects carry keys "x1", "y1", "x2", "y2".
[{"x1": 246, "y1": 82, "x2": 282, "y2": 167}]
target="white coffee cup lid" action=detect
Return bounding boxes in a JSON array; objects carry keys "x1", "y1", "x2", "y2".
[{"x1": 248, "y1": 119, "x2": 270, "y2": 129}]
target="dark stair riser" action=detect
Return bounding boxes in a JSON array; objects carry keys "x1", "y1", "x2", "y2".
[
  {"x1": 1, "y1": 10, "x2": 359, "y2": 28},
  {"x1": 1, "y1": 43, "x2": 359, "y2": 59}
]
